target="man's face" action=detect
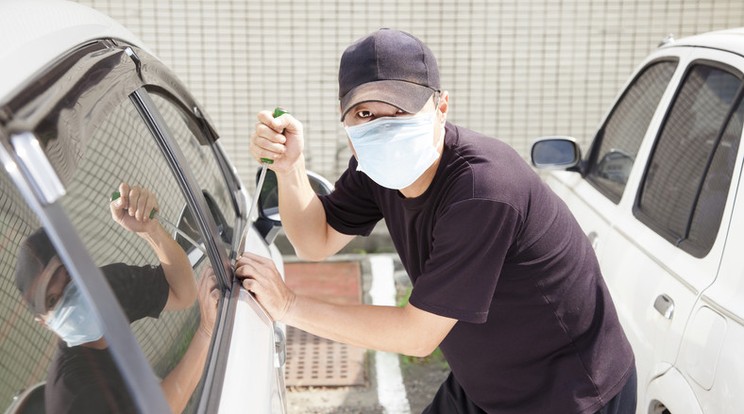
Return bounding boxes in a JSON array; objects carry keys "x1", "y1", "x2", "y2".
[
  {"x1": 27, "y1": 256, "x2": 71, "y2": 324},
  {"x1": 342, "y1": 95, "x2": 444, "y2": 159},
  {"x1": 342, "y1": 97, "x2": 439, "y2": 127}
]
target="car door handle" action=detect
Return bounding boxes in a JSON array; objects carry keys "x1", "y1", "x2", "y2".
[
  {"x1": 274, "y1": 325, "x2": 286, "y2": 368},
  {"x1": 654, "y1": 294, "x2": 675, "y2": 320},
  {"x1": 587, "y1": 231, "x2": 600, "y2": 250}
]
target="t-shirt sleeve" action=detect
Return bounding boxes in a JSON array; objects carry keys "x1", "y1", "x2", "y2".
[
  {"x1": 102, "y1": 263, "x2": 170, "y2": 322},
  {"x1": 319, "y1": 157, "x2": 383, "y2": 236},
  {"x1": 408, "y1": 199, "x2": 522, "y2": 324}
]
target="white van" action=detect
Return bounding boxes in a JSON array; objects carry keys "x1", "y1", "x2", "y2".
[{"x1": 532, "y1": 28, "x2": 744, "y2": 414}]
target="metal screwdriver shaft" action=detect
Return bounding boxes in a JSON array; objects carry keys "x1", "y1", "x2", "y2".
[{"x1": 247, "y1": 107, "x2": 287, "y2": 222}]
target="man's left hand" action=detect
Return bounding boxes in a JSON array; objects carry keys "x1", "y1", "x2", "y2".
[{"x1": 235, "y1": 252, "x2": 296, "y2": 322}]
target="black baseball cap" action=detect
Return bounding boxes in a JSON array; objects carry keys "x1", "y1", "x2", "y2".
[
  {"x1": 338, "y1": 28, "x2": 440, "y2": 121},
  {"x1": 15, "y1": 228, "x2": 61, "y2": 314}
]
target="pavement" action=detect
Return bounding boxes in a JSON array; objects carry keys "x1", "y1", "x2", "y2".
[{"x1": 281, "y1": 252, "x2": 449, "y2": 414}]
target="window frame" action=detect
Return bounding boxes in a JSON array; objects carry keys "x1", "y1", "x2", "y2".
[
  {"x1": 632, "y1": 59, "x2": 744, "y2": 257},
  {"x1": 585, "y1": 57, "x2": 680, "y2": 204}
]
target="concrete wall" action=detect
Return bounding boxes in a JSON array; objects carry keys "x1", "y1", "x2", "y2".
[{"x1": 77, "y1": 0, "x2": 744, "y2": 186}]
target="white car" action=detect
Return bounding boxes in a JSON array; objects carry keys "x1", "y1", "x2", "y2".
[
  {"x1": 0, "y1": 1, "x2": 329, "y2": 413},
  {"x1": 531, "y1": 28, "x2": 744, "y2": 414}
]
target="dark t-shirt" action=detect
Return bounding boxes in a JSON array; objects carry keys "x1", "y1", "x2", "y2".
[
  {"x1": 319, "y1": 123, "x2": 635, "y2": 413},
  {"x1": 44, "y1": 263, "x2": 169, "y2": 414}
]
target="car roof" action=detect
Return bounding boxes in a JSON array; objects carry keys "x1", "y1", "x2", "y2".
[
  {"x1": 662, "y1": 27, "x2": 744, "y2": 57},
  {"x1": 0, "y1": 0, "x2": 147, "y2": 103}
]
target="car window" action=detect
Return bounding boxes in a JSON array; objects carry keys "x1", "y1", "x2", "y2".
[
  {"x1": 43, "y1": 97, "x2": 215, "y2": 412},
  {"x1": 0, "y1": 170, "x2": 60, "y2": 412},
  {"x1": 636, "y1": 63, "x2": 743, "y2": 257},
  {"x1": 587, "y1": 60, "x2": 678, "y2": 203},
  {"x1": 147, "y1": 93, "x2": 238, "y2": 256}
]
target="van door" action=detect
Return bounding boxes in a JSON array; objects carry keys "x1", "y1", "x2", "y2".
[
  {"x1": 677, "y1": 85, "x2": 744, "y2": 413},
  {"x1": 598, "y1": 48, "x2": 744, "y2": 411}
]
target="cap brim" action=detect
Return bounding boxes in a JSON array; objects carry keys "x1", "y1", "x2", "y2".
[
  {"x1": 340, "y1": 80, "x2": 436, "y2": 121},
  {"x1": 30, "y1": 255, "x2": 62, "y2": 314}
]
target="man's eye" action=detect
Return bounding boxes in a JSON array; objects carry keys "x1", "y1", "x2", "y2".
[
  {"x1": 46, "y1": 295, "x2": 58, "y2": 311},
  {"x1": 357, "y1": 110, "x2": 373, "y2": 119}
]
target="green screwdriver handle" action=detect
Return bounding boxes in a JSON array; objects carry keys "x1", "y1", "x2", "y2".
[
  {"x1": 111, "y1": 191, "x2": 157, "y2": 219},
  {"x1": 263, "y1": 107, "x2": 288, "y2": 164}
]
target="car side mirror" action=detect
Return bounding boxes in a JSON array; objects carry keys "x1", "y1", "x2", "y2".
[
  {"x1": 530, "y1": 136, "x2": 585, "y2": 174},
  {"x1": 253, "y1": 169, "x2": 334, "y2": 244}
]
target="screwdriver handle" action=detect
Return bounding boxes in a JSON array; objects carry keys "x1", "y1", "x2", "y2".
[
  {"x1": 262, "y1": 107, "x2": 289, "y2": 164},
  {"x1": 111, "y1": 191, "x2": 157, "y2": 219}
]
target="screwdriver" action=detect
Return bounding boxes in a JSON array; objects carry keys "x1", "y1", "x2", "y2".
[
  {"x1": 246, "y1": 107, "x2": 287, "y2": 222},
  {"x1": 110, "y1": 191, "x2": 207, "y2": 254}
]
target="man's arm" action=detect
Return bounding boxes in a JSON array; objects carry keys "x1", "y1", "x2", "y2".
[
  {"x1": 160, "y1": 270, "x2": 219, "y2": 413},
  {"x1": 236, "y1": 253, "x2": 457, "y2": 357},
  {"x1": 110, "y1": 183, "x2": 197, "y2": 310},
  {"x1": 252, "y1": 111, "x2": 354, "y2": 260}
]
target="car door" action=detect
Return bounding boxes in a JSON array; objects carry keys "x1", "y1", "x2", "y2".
[
  {"x1": 598, "y1": 48, "x2": 744, "y2": 414},
  {"x1": 140, "y1": 88, "x2": 287, "y2": 413},
  {"x1": 0, "y1": 37, "x2": 286, "y2": 413},
  {"x1": 673, "y1": 61, "x2": 744, "y2": 413},
  {"x1": 540, "y1": 54, "x2": 680, "y2": 258}
]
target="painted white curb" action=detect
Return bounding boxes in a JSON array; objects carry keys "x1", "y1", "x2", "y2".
[{"x1": 369, "y1": 255, "x2": 411, "y2": 414}]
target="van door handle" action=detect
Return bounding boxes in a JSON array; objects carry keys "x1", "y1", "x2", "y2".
[{"x1": 654, "y1": 294, "x2": 674, "y2": 319}]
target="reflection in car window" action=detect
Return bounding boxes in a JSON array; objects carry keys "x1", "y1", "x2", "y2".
[
  {"x1": 148, "y1": 93, "x2": 238, "y2": 254},
  {"x1": 588, "y1": 61, "x2": 677, "y2": 203},
  {"x1": 637, "y1": 64, "x2": 743, "y2": 257},
  {"x1": 42, "y1": 98, "x2": 215, "y2": 413},
  {"x1": 0, "y1": 171, "x2": 58, "y2": 412}
]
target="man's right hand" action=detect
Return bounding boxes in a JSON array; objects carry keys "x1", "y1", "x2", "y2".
[
  {"x1": 250, "y1": 110, "x2": 304, "y2": 174},
  {"x1": 109, "y1": 183, "x2": 159, "y2": 236}
]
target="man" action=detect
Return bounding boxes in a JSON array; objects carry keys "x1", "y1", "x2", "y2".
[
  {"x1": 238, "y1": 29, "x2": 636, "y2": 413},
  {"x1": 15, "y1": 184, "x2": 218, "y2": 414}
]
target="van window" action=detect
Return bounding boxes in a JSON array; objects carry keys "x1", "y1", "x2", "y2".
[
  {"x1": 636, "y1": 63, "x2": 743, "y2": 257},
  {"x1": 587, "y1": 61, "x2": 677, "y2": 203}
]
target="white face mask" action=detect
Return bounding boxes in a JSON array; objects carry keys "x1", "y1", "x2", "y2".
[
  {"x1": 345, "y1": 111, "x2": 441, "y2": 190},
  {"x1": 46, "y1": 282, "x2": 104, "y2": 347}
]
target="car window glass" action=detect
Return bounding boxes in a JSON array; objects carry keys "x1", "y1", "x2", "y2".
[
  {"x1": 588, "y1": 61, "x2": 677, "y2": 202},
  {"x1": 45, "y1": 98, "x2": 215, "y2": 413},
  {"x1": 0, "y1": 171, "x2": 63, "y2": 412},
  {"x1": 637, "y1": 64, "x2": 742, "y2": 256},
  {"x1": 148, "y1": 93, "x2": 238, "y2": 255},
  {"x1": 686, "y1": 95, "x2": 744, "y2": 253}
]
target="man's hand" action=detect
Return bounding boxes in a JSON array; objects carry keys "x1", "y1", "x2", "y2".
[
  {"x1": 197, "y1": 267, "x2": 219, "y2": 338},
  {"x1": 250, "y1": 110, "x2": 304, "y2": 175},
  {"x1": 235, "y1": 252, "x2": 296, "y2": 322},
  {"x1": 109, "y1": 183, "x2": 159, "y2": 235}
]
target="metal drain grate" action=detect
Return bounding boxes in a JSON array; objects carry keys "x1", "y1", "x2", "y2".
[{"x1": 285, "y1": 326, "x2": 366, "y2": 387}]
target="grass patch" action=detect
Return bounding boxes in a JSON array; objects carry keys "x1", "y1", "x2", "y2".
[{"x1": 396, "y1": 286, "x2": 449, "y2": 369}]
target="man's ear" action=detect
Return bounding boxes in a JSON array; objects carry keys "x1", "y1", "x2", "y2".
[{"x1": 437, "y1": 90, "x2": 450, "y2": 120}]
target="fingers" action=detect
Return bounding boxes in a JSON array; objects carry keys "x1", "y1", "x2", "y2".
[
  {"x1": 252, "y1": 126, "x2": 287, "y2": 163},
  {"x1": 252, "y1": 110, "x2": 303, "y2": 163},
  {"x1": 234, "y1": 253, "x2": 274, "y2": 291},
  {"x1": 114, "y1": 183, "x2": 159, "y2": 222}
]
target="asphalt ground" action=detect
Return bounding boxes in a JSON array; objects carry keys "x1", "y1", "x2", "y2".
[{"x1": 283, "y1": 254, "x2": 449, "y2": 414}]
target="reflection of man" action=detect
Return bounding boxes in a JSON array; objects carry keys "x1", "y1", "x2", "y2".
[{"x1": 14, "y1": 184, "x2": 217, "y2": 414}]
